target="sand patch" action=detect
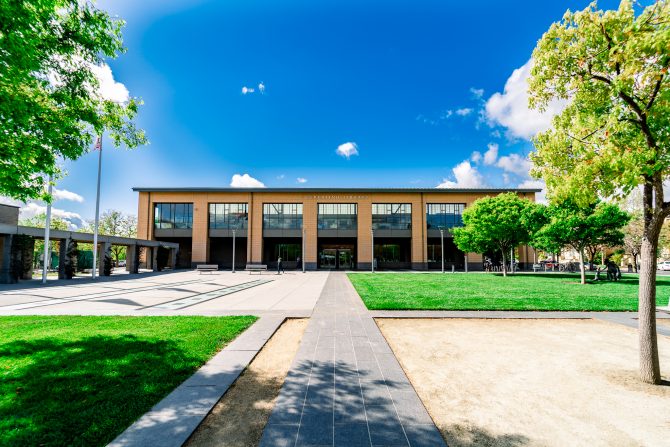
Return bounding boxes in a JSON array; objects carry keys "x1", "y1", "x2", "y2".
[
  {"x1": 377, "y1": 318, "x2": 670, "y2": 447},
  {"x1": 185, "y1": 318, "x2": 307, "y2": 447}
]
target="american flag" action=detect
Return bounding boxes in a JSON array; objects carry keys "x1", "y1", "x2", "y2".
[{"x1": 95, "y1": 136, "x2": 102, "y2": 150}]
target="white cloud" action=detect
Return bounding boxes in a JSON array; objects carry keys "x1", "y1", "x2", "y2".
[
  {"x1": 496, "y1": 153, "x2": 532, "y2": 177},
  {"x1": 485, "y1": 59, "x2": 567, "y2": 140},
  {"x1": 470, "y1": 87, "x2": 485, "y2": 99},
  {"x1": 230, "y1": 173, "x2": 265, "y2": 188},
  {"x1": 89, "y1": 63, "x2": 130, "y2": 103},
  {"x1": 518, "y1": 179, "x2": 546, "y2": 203},
  {"x1": 336, "y1": 142, "x2": 359, "y2": 159},
  {"x1": 436, "y1": 161, "x2": 487, "y2": 188},
  {"x1": 296, "y1": 177, "x2": 307, "y2": 184},
  {"x1": 52, "y1": 188, "x2": 84, "y2": 203},
  {"x1": 241, "y1": 86, "x2": 255, "y2": 95},
  {"x1": 470, "y1": 151, "x2": 482, "y2": 164},
  {"x1": 18, "y1": 203, "x2": 84, "y2": 229},
  {"x1": 502, "y1": 173, "x2": 511, "y2": 184},
  {"x1": 455, "y1": 108, "x2": 473, "y2": 116},
  {"x1": 258, "y1": 82, "x2": 266, "y2": 94},
  {"x1": 483, "y1": 143, "x2": 498, "y2": 165}
]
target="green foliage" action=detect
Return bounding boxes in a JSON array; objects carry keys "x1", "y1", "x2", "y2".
[
  {"x1": 81, "y1": 210, "x2": 137, "y2": 263},
  {"x1": 348, "y1": 272, "x2": 670, "y2": 311},
  {"x1": 529, "y1": 1, "x2": 670, "y2": 205},
  {"x1": 19, "y1": 213, "x2": 69, "y2": 231},
  {"x1": 452, "y1": 193, "x2": 546, "y2": 275},
  {"x1": 0, "y1": 315, "x2": 257, "y2": 446},
  {"x1": 0, "y1": 0, "x2": 147, "y2": 202}
]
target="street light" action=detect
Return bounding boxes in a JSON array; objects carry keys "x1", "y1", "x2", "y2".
[
  {"x1": 439, "y1": 227, "x2": 445, "y2": 274},
  {"x1": 231, "y1": 228, "x2": 236, "y2": 273},
  {"x1": 302, "y1": 227, "x2": 305, "y2": 273},
  {"x1": 371, "y1": 229, "x2": 375, "y2": 273}
]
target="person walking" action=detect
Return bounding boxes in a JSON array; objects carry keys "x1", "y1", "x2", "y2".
[
  {"x1": 296, "y1": 256, "x2": 301, "y2": 271},
  {"x1": 277, "y1": 256, "x2": 283, "y2": 275}
]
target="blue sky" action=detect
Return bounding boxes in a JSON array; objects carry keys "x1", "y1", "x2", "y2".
[{"x1": 6, "y1": 0, "x2": 628, "y2": 226}]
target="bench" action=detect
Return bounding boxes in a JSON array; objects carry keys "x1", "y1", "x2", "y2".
[
  {"x1": 245, "y1": 264, "x2": 268, "y2": 275},
  {"x1": 196, "y1": 264, "x2": 218, "y2": 274},
  {"x1": 532, "y1": 263, "x2": 542, "y2": 272}
]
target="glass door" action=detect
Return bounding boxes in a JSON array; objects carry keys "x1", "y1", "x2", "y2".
[
  {"x1": 338, "y1": 249, "x2": 353, "y2": 270},
  {"x1": 320, "y1": 249, "x2": 337, "y2": 269}
]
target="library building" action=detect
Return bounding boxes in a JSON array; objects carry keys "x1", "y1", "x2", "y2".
[{"x1": 134, "y1": 187, "x2": 539, "y2": 271}]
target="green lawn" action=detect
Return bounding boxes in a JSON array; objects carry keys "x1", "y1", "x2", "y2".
[
  {"x1": 348, "y1": 272, "x2": 670, "y2": 311},
  {"x1": 0, "y1": 315, "x2": 257, "y2": 447}
]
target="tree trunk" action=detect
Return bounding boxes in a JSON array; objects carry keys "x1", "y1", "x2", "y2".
[
  {"x1": 639, "y1": 236, "x2": 661, "y2": 384},
  {"x1": 633, "y1": 254, "x2": 638, "y2": 273},
  {"x1": 578, "y1": 249, "x2": 586, "y2": 285},
  {"x1": 501, "y1": 249, "x2": 507, "y2": 277}
]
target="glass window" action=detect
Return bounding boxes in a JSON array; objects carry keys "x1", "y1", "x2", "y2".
[
  {"x1": 154, "y1": 203, "x2": 193, "y2": 229},
  {"x1": 371, "y1": 203, "x2": 412, "y2": 230},
  {"x1": 275, "y1": 243, "x2": 301, "y2": 261},
  {"x1": 209, "y1": 203, "x2": 248, "y2": 229},
  {"x1": 426, "y1": 203, "x2": 465, "y2": 229},
  {"x1": 317, "y1": 203, "x2": 357, "y2": 230},
  {"x1": 263, "y1": 203, "x2": 303, "y2": 229}
]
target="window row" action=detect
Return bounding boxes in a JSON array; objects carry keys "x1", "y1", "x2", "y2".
[
  {"x1": 426, "y1": 203, "x2": 465, "y2": 229},
  {"x1": 154, "y1": 203, "x2": 193, "y2": 229},
  {"x1": 154, "y1": 202, "x2": 466, "y2": 230},
  {"x1": 318, "y1": 203, "x2": 357, "y2": 230},
  {"x1": 209, "y1": 203, "x2": 248, "y2": 229}
]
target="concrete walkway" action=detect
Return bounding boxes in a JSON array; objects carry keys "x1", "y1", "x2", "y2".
[{"x1": 259, "y1": 272, "x2": 446, "y2": 447}]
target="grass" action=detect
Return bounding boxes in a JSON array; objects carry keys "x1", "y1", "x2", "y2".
[
  {"x1": 0, "y1": 315, "x2": 257, "y2": 447},
  {"x1": 348, "y1": 272, "x2": 670, "y2": 311}
]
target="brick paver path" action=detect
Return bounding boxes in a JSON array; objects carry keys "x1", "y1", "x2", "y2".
[{"x1": 259, "y1": 272, "x2": 446, "y2": 447}]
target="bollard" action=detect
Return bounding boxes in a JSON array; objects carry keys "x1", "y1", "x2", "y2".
[{"x1": 452, "y1": 265, "x2": 455, "y2": 273}]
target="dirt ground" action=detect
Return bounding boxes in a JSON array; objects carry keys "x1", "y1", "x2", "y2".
[
  {"x1": 377, "y1": 318, "x2": 670, "y2": 447},
  {"x1": 185, "y1": 318, "x2": 307, "y2": 447}
]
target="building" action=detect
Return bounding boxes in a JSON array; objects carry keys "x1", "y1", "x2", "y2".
[{"x1": 134, "y1": 187, "x2": 539, "y2": 270}]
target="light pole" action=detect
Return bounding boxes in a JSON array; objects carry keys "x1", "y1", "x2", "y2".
[
  {"x1": 302, "y1": 227, "x2": 305, "y2": 273},
  {"x1": 231, "y1": 228, "x2": 236, "y2": 273},
  {"x1": 371, "y1": 229, "x2": 375, "y2": 273},
  {"x1": 439, "y1": 227, "x2": 445, "y2": 274},
  {"x1": 42, "y1": 175, "x2": 53, "y2": 284},
  {"x1": 91, "y1": 135, "x2": 103, "y2": 279}
]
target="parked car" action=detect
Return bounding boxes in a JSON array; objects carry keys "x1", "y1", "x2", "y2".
[
  {"x1": 657, "y1": 261, "x2": 670, "y2": 271},
  {"x1": 117, "y1": 260, "x2": 126, "y2": 267}
]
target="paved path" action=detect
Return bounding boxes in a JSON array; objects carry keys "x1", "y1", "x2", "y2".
[{"x1": 259, "y1": 272, "x2": 446, "y2": 447}]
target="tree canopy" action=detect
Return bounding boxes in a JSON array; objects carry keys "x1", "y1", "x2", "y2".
[
  {"x1": 452, "y1": 193, "x2": 545, "y2": 276},
  {"x1": 0, "y1": 0, "x2": 146, "y2": 202},
  {"x1": 81, "y1": 210, "x2": 137, "y2": 263},
  {"x1": 528, "y1": 0, "x2": 669, "y2": 384},
  {"x1": 534, "y1": 200, "x2": 630, "y2": 284}
]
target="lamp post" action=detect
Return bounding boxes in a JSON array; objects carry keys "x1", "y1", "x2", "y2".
[
  {"x1": 41, "y1": 175, "x2": 53, "y2": 284},
  {"x1": 231, "y1": 228, "x2": 236, "y2": 273},
  {"x1": 91, "y1": 135, "x2": 103, "y2": 279},
  {"x1": 371, "y1": 229, "x2": 375, "y2": 273},
  {"x1": 302, "y1": 227, "x2": 305, "y2": 273},
  {"x1": 439, "y1": 227, "x2": 445, "y2": 274}
]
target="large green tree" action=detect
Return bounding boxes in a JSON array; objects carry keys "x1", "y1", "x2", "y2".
[
  {"x1": 0, "y1": 0, "x2": 146, "y2": 202},
  {"x1": 528, "y1": 1, "x2": 670, "y2": 383},
  {"x1": 453, "y1": 193, "x2": 545, "y2": 277},
  {"x1": 534, "y1": 200, "x2": 630, "y2": 284}
]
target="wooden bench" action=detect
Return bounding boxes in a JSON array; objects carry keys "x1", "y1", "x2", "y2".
[
  {"x1": 532, "y1": 263, "x2": 542, "y2": 272},
  {"x1": 245, "y1": 264, "x2": 268, "y2": 275},
  {"x1": 196, "y1": 264, "x2": 218, "y2": 274}
]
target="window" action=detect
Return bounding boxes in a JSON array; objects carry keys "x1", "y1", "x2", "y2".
[
  {"x1": 372, "y1": 203, "x2": 412, "y2": 230},
  {"x1": 154, "y1": 203, "x2": 193, "y2": 229},
  {"x1": 426, "y1": 203, "x2": 465, "y2": 229},
  {"x1": 317, "y1": 203, "x2": 357, "y2": 230},
  {"x1": 275, "y1": 243, "x2": 301, "y2": 261},
  {"x1": 263, "y1": 203, "x2": 303, "y2": 229},
  {"x1": 209, "y1": 203, "x2": 248, "y2": 229}
]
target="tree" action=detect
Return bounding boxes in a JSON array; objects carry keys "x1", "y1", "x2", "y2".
[
  {"x1": 453, "y1": 193, "x2": 545, "y2": 277},
  {"x1": 19, "y1": 213, "x2": 69, "y2": 231},
  {"x1": 623, "y1": 214, "x2": 644, "y2": 272},
  {"x1": 528, "y1": 1, "x2": 670, "y2": 383},
  {"x1": 0, "y1": 0, "x2": 146, "y2": 202},
  {"x1": 82, "y1": 210, "x2": 137, "y2": 264},
  {"x1": 534, "y1": 200, "x2": 630, "y2": 284}
]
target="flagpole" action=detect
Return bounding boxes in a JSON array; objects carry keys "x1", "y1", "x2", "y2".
[
  {"x1": 41, "y1": 175, "x2": 53, "y2": 284},
  {"x1": 92, "y1": 135, "x2": 103, "y2": 279}
]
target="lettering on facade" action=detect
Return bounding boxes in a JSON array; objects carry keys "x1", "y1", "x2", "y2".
[{"x1": 312, "y1": 195, "x2": 368, "y2": 200}]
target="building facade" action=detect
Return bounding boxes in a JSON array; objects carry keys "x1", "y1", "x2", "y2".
[{"x1": 134, "y1": 187, "x2": 539, "y2": 270}]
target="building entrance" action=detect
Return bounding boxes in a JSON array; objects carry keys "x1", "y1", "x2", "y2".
[{"x1": 317, "y1": 238, "x2": 356, "y2": 270}]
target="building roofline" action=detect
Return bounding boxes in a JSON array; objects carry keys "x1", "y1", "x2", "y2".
[{"x1": 131, "y1": 187, "x2": 541, "y2": 193}]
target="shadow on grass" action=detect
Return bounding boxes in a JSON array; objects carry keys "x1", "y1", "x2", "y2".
[{"x1": 0, "y1": 335, "x2": 202, "y2": 447}]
